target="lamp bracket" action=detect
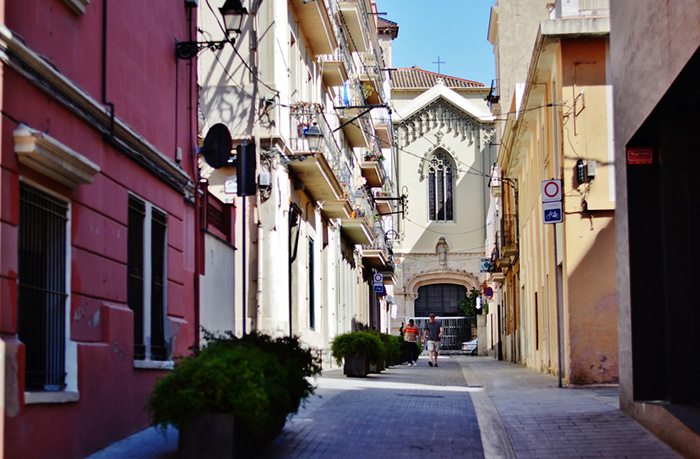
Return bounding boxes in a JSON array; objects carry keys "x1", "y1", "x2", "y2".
[{"x1": 176, "y1": 39, "x2": 231, "y2": 60}]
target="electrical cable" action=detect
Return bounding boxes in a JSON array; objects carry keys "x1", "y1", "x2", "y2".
[{"x1": 204, "y1": 0, "x2": 280, "y2": 97}]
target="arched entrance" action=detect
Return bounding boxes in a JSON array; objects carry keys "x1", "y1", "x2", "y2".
[
  {"x1": 406, "y1": 271, "x2": 480, "y2": 350},
  {"x1": 415, "y1": 283, "x2": 466, "y2": 317}
]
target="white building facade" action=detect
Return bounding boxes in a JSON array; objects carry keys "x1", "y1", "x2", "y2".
[{"x1": 195, "y1": 0, "x2": 397, "y2": 364}]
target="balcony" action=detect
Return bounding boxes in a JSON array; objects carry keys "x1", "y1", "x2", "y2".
[
  {"x1": 290, "y1": 0, "x2": 337, "y2": 55},
  {"x1": 318, "y1": 50, "x2": 349, "y2": 87},
  {"x1": 500, "y1": 214, "x2": 518, "y2": 257},
  {"x1": 360, "y1": 151, "x2": 386, "y2": 188},
  {"x1": 373, "y1": 188, "x2": 393, "y2": 215},
  {"x1": 342, "y1": 190, "x2": 374, "y2": 245},
  {"x1": 361, "y1": 224, "x2": 393, "y2": 270},
  {"x1": 337, "y1": 0, "x2": 371, "y2": 52},
  {"x1": 289, "y1": 113, "x2": 353, "y2": 222},
  {"x1": 355, "y1": 51, "x2": 386, "y2": 105},
  {"x1": 335, "y1": 82, "x2": 372, "y2": 148},
  {"x1": 373, "y1": 111, "x2": 392, "y2": 149}
]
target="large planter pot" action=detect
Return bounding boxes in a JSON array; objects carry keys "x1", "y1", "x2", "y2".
[
  {"x1": 343, "y1": 355, "x2": 370, "y2": 377},
  {"x1": 369, "y1": 359, "x2": 385, "y2": 373},
  {"x1": 179, "y1": 413, "x2": 236, "y2": 458}
]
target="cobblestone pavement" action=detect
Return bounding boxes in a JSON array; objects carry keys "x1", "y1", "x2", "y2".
[
  {"x1": 88, "y1": 356, "x2": 683, "y2": 458},
  {"x1": 263, "y1": 356, "x2": 484, "y2": 458}
]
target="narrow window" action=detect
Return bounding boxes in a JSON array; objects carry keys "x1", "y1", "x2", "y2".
[
  {"x1": 428, "y1": 151, "x2": 454, "y2": 222},
  {"x1": 18, "y1": 184, "x2": 68, "y2": 391},
  {"x1": 308, "y1": 238, "x2": 315, "y2": 330},
  {"x1": 534, "y1": 292, "x2": 539, "y2": 351},
  {"x1": 127, "y1": 196, "x2": 168, "y2": 361}
]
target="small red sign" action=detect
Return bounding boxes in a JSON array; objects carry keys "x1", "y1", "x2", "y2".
[{"x1": 626, "y1": 147, "x2": 654, "y2": 165}]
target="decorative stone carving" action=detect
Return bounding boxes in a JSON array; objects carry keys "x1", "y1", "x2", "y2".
[
  {"x1": 436, "y1": 237, "x2": 449, "y2": 269},
  {"x1": 399, "y1": 99, "x2": 482, "y2": 149}
]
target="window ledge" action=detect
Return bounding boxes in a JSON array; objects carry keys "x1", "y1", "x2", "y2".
[
  {"x1": 14, "y1": 124, "x2": 100, "y2": 188},
  {"x1": 63, "y1": 0, "x2": 90, "y2": 14},
  {"x1": 134, "y1": 359, "x2": 174, "y2": 371},
  {"x1": 25, "y1": 390, "x2": 79, "y2": 405}
]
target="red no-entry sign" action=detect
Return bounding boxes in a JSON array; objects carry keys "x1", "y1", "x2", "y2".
[{"x1": 541, "y1": 179, "x2": 562, "y2": 203}]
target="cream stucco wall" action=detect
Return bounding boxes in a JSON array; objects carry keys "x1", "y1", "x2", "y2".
[
  {"x1": 392, "y1": 84, "x2": 494, "y2": 323},
  {"x1": 198, "y1": 1, "x2": 392, "y2": 367},
  {"x1": 508, "y1": 27, "x2": 617, "y2": 384}
]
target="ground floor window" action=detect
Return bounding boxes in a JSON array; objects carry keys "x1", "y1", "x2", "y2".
[
  {"x1": 127, "y1": 195, "x2": 168, "y2": 361},
  {"x1": 18, "y1": 183, "x2": 69, "y2": 391}
]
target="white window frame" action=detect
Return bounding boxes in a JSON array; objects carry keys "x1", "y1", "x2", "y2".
[{"x1": 128, "y1": 194, "x2": 172, "y2": 370}]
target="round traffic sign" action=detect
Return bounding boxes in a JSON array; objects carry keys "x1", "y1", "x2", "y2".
[
  {"x1": 373, "y1": 273, "x2": 383, "y2": 284},
  {"x1": 544, "y1": 181, "x2": 560, "y2": 198},
  {"x1": 541, "y1": 179, "x2": 562, "y2": 202}
]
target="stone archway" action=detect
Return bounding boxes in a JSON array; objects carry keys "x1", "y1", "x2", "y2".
[{"x1": 405, "y1": 271, "x2": 480, "y2": 317}]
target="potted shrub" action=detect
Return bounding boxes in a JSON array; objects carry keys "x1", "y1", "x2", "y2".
[
  {"x1": 147, "y1": 331, "x2": 321, "y2": 458},
  {"x1": 331, "y1": 331, "x2": 384, "y2": 377},
  {"x1": 384, "y1": 334, "x2": 402, "y2": 366}
]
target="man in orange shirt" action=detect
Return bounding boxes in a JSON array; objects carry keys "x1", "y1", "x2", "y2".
[{"x1": 403, "y1": 319, "x2": 420, "y2": 366}]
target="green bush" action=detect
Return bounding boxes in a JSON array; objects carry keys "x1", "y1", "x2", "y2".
[
  {"x1": 147, "y1": 331, "x2": 321, "y2": 449},
  {"x1": 331, "y1": 331, "x2": 384, "y2": 366},
  {"x1": 377, "y1": 333, "x2": 401, "y2": 365}
]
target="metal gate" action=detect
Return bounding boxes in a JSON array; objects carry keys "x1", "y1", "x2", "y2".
[{"x1": 411, "y1": 316, "x2": 474, "y2": 351}]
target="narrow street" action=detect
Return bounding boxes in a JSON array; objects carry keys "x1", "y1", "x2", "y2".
[{"x1": 90, "y1": 357, "x2": 680, "y2": 458}]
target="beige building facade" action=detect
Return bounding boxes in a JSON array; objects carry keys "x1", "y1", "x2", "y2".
[
  {"x1": 488, "y1": 0, "x2": 618, "y2": 384},
  {"x1": 391, "y1": 68, "x2": 494, "y2": 346}
]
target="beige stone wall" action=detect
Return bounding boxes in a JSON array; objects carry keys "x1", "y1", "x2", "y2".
[
  {"x1": 391, "y1": 85, "x2": 493, "y2": 322},
  {"x1": 512, "y1": 33, "x2": 617, "y2": 384}
]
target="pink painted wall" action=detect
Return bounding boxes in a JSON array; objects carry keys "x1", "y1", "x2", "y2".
[{"x1": 1, "y1": 0, "x2": 198, "y2": 456}]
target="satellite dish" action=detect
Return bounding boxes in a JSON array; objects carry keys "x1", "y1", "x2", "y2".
[{"x1": 201, "y1": 123, "x2": 232, "y2": 169}]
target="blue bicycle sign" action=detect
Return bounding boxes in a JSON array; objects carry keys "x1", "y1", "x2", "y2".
[{"x1": 543, "y1": 202, "x2": 563, "y2": 224}]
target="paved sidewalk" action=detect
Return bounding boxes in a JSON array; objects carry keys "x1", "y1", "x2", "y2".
[
  {"x1": 461, "y1": 357, "x2": 679, "y2": 458},
  {"x1": 88, "y1": 356, "x2": 681, "y2": 458}
]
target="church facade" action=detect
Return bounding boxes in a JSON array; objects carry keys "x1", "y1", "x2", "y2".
[{"x1": 390, "y1": 68, "x2": 494, "y2": 344}]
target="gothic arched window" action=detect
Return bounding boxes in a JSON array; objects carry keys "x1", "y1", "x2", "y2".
[{"x1": 427, "y1": 151, "x2": 454, "y2": 221}]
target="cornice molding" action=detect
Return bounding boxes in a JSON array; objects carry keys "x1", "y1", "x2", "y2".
[{"x1": 14, "y1": 124, "x2": 100, "y2": 188}]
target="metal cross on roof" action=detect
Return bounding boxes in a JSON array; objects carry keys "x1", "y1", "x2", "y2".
[{"x1": 432, "y1": 56, "x2": 446, "y2": 73}]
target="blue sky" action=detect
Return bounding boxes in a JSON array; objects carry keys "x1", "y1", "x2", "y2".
[{"x1": 377, "y1": 0, "x2": 495, "y2": 86}]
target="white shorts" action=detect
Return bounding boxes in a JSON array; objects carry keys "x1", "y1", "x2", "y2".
[{"x1": 427, "y1": 340, "x2": 440, "y2": 352}]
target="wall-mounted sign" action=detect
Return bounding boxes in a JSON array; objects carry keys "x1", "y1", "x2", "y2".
[
  {"x1": 480, "y1": 258, "x2": 492, "y2": 273},
  {"x1": 543, "y1": 201, "x2": 563, "y2": 224},
  {"x1": 541, "y1": 179, "x2": 562, "y2": 203},
  {"x1": 626, "y1": 147, "x2": 654, "y2": 165},
  {"x1": 373, "y1": 272, "x2": 383, "y2": 286}
]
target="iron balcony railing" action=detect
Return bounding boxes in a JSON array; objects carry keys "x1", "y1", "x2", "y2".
[{"x1": 499, "y1": 213, "x2": 519, "y2": 257}]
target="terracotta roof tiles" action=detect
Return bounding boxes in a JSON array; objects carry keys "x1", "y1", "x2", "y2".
[{"x1": 391, "y1": 66, "x2": 484, "y2": 89}]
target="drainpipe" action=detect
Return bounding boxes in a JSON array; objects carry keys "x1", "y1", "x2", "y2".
[
  {"x1": 101, "y1": 0, "x2": 115, "y2": 137},
  {"x1": 185, "y1": 3, "x2": 201, "y2": 350}
]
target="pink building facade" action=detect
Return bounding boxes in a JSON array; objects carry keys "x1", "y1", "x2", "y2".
[{"x1": 0, "y1": 1, "x2": 199, "y2": 456}]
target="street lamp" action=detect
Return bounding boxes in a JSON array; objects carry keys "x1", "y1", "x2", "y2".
[
  {"x1": 302, "y1": 123, "x2": 324, "y2": 152},
  {"x1": 220, "y1": 0, "x2": 248, "y2": 35},
  {"x1": 176, "y1": 0, "x2": 248, "y2": 60}
]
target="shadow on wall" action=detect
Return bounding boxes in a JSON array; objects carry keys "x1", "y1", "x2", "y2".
[
  {"x1": 200, "y1": 84, "x2": 256, "y2": 135},
  {"x1": 566, "y1": 212, "x2": 618, "y2": 385}
]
